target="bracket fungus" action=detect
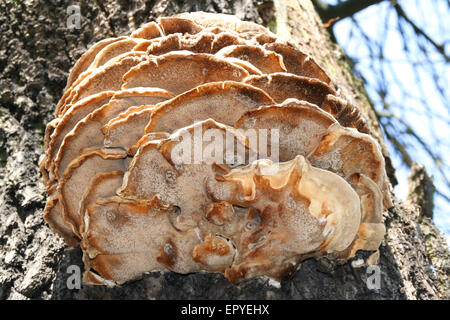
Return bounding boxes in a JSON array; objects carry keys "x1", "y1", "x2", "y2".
[{"x1": 41, "y1": 12, "x2": 391, "y2": 286}]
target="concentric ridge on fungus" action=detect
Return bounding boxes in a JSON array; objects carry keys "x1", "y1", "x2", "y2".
[{"x1": 41, "y1": 12, "x2": 392, "y2": 286}]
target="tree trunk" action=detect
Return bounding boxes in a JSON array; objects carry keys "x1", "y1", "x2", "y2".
[{"x1": 0, "y1": 0, "x2": 447, "y2": 300}]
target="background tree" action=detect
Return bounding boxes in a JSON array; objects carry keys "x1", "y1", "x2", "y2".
[{"x1": 0, "y1": 0, "x2": 448, "y2": 300}]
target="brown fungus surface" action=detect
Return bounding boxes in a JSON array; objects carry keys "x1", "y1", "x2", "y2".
[{"x1": 41, "y1": 12, "x2": 391, "y2": 286}]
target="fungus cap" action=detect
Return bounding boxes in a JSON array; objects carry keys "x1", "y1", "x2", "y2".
[{"x1": 41, "y1": 12, "x2": 391, "y2": 286}]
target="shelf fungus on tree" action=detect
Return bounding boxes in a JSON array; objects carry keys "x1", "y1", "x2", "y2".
[{"x1": 41, "y1": 12, "x2": 391, "y2": 286}]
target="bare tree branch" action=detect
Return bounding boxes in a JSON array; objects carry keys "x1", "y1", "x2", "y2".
[
  {"x1": 394, "y1": 3, "x2": 450, "y2": 62},
  {"x1": 312, "y1": 0, "x2": 386, "y2": 24}
]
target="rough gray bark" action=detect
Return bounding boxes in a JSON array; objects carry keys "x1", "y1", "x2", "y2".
[
  {"x1": 0, "y1": 0, "x2": 448, "y2": 300},
  {"x1": 405, "y1": 162, "x2": 450, "y2": 299}
]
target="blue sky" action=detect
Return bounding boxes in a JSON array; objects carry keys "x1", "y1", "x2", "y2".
[{"x1": 327, "y1": 0, "x2": 450, "y2": 244}]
